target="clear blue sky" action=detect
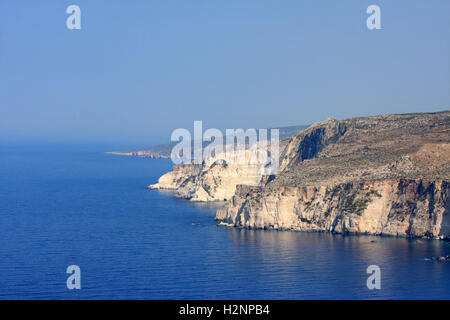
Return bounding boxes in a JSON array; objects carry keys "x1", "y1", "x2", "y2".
[{"x1": 1, "y1": 0, "x2": 449, "y2": 146}]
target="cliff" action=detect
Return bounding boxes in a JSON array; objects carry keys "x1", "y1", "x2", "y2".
[
  {"x1": 216, "y1": 179, "x2": 449, "y2": 239},
  {"x1": 148, "y1": 154, "x2": 267, "y2": 201},
  {"x1": 150, "y1": 111, "x2": 450, "y2": 239}
]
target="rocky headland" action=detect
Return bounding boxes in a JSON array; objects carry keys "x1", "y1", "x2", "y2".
[{"x1": 149, "y1": 111, "x2": 450, "y2": 239}]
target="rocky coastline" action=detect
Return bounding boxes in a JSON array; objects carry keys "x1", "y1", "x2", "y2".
[{"x1": 148, "y1": 111, "x2": 450, "y2": 239}]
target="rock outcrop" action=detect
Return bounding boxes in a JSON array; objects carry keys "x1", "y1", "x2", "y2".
[
  {"x1": 172, "y1": 162, "x2": 264, "y2": 201},
  {"x1": 149, "y1": 154, "x2": 267, "y2": 201},
  {"x1": 148, "y1": 164, "x2": 203, "y2": 190}
]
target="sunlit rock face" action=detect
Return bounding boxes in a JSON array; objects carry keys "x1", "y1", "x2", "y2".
[
  {"x1": 148, "y1": 164, "x2": 203, "y2": 190},
  {"x1": 216, "y1": 180, "x2": 450, "y2": 239},
  {"x1": 148, "y1": 148, "x2": 270, "y2": 201}
]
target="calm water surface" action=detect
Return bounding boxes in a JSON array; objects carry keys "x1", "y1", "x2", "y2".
[{"x1": 0, "y1": 144, "x2": 449, "y2": 299}]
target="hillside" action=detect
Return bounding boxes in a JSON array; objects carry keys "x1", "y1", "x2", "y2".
[{"x1": 273, "y1": 112, "x2": 450, "y2": 187}]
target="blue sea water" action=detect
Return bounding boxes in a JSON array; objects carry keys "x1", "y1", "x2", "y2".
[{"x1": 0, "y1": 143, "x2": 449, "y2": 300}]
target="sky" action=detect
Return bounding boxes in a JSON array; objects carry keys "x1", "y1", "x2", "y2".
[{"x1": 0, "y1": 0, "x2": 449, "y2": 147}]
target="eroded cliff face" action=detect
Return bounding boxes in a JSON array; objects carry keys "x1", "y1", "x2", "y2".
[
  {"x1": 279, "y1": 118, "x2": 347, "y2": 171},
  {"x1": 216, "y1": 179, "x2": 450, "y2": 239},
  {"x1": 174, "y1": 162, "x2": 264, "y2": 201},
  {"x1": 148, "y1": 164, "x2": 202, "y2": 190},
  {"x1": 148, "y1": 161, "x2": 263, "y2": 201}
]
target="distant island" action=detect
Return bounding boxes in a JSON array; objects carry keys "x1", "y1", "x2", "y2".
[{"x1": 117, "y1": 112, "x2": 450, "y2": 240}]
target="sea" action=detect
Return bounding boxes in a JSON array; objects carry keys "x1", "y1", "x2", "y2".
[{"x1": 0, "y1": 143, "x2": 449, "y2": 299}]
